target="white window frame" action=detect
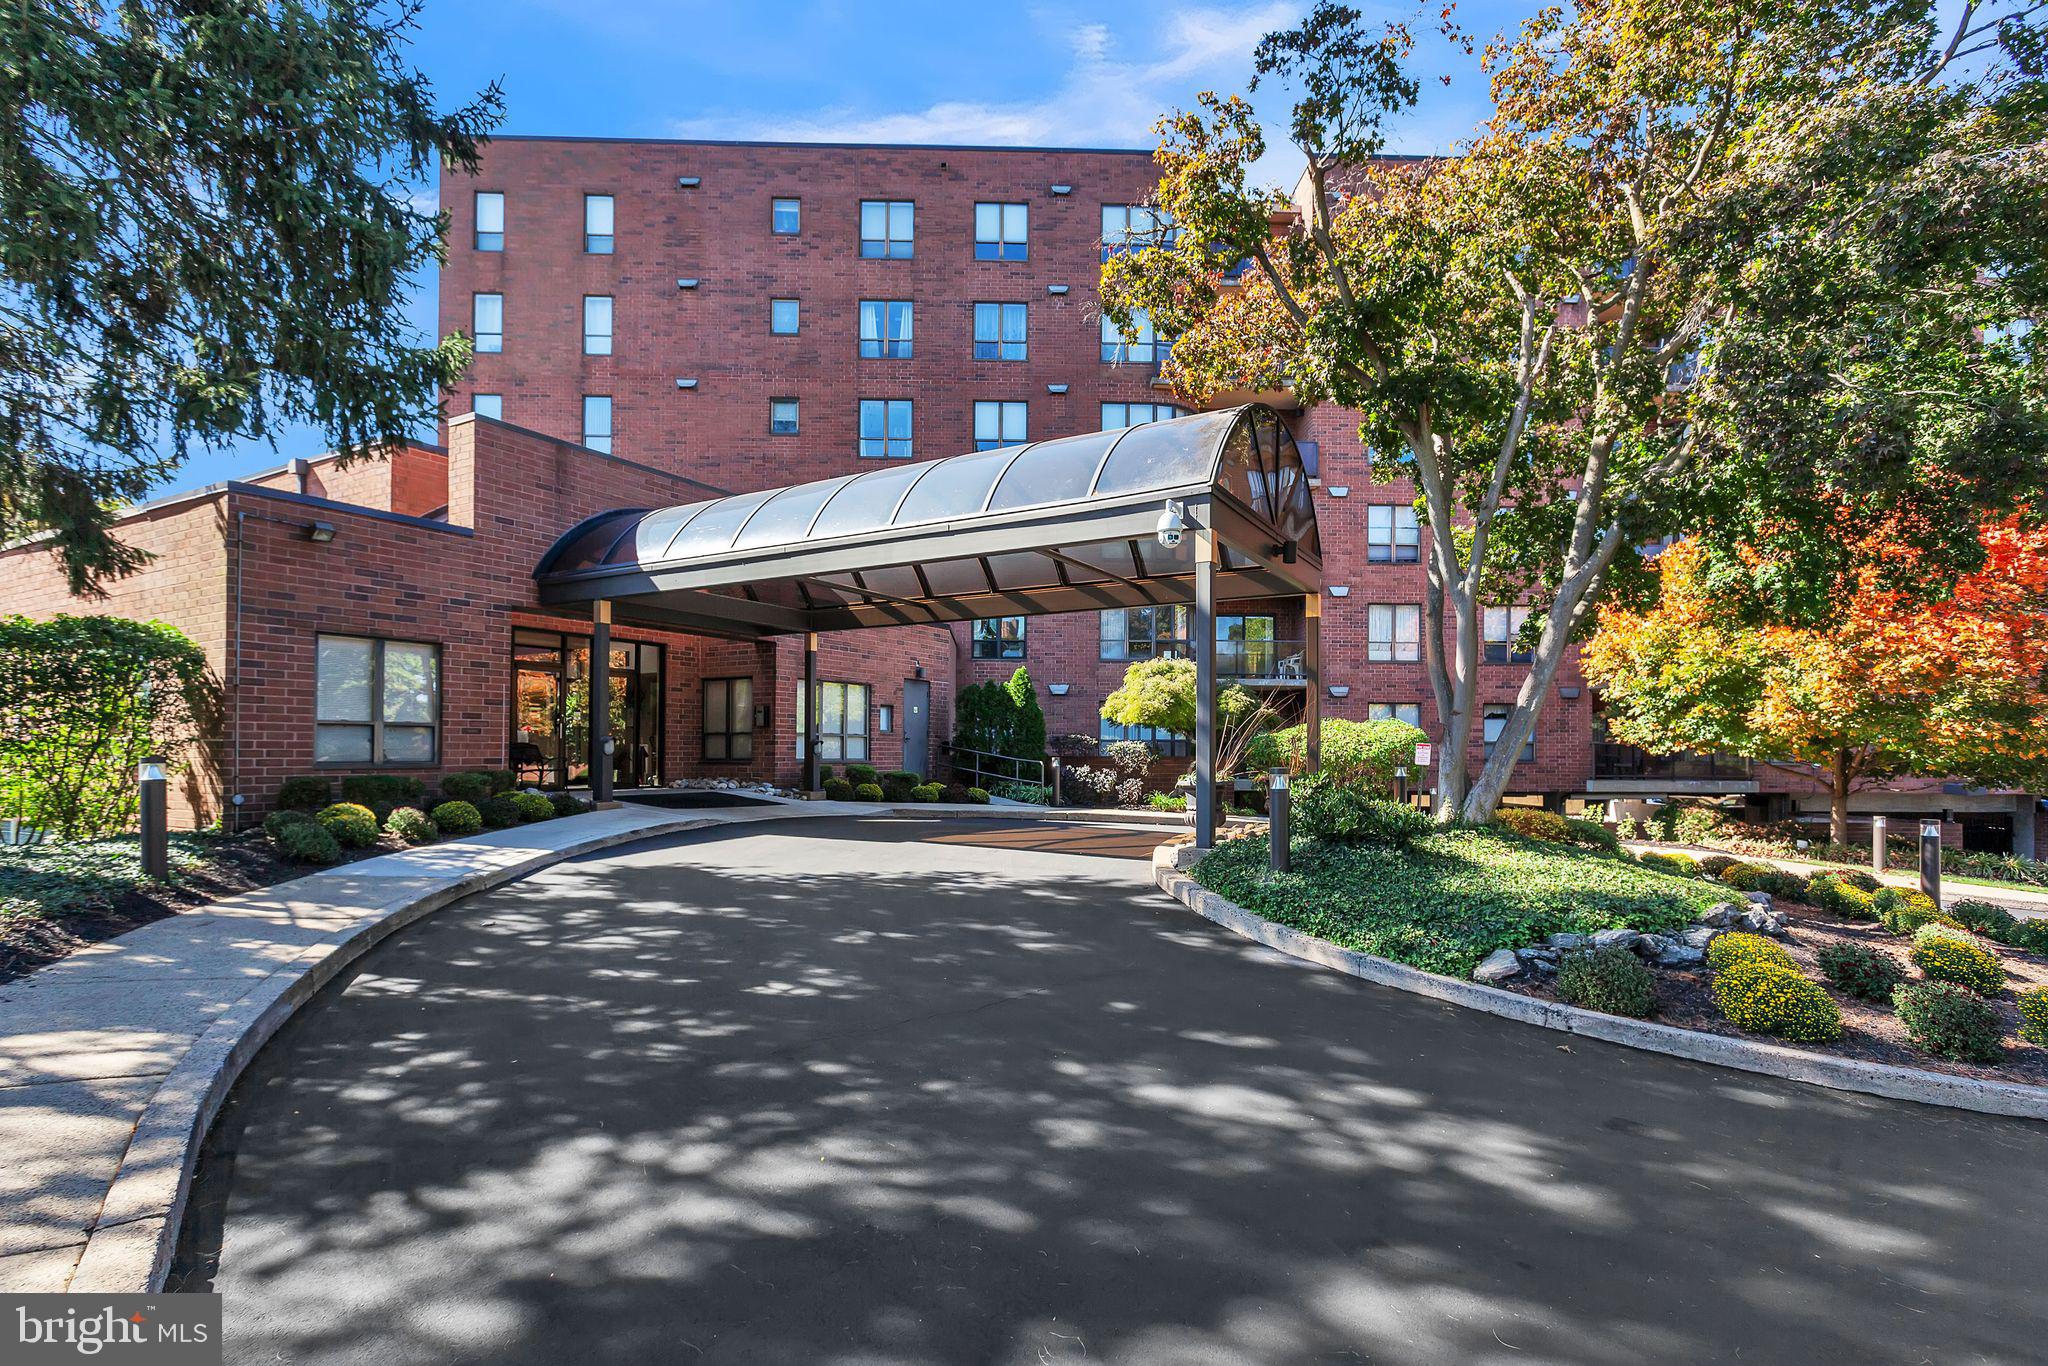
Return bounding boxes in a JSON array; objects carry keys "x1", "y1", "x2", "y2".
[
  {"x1": 1368, "y1": 702, "x2": 1423, "y2": 728},
  {"x1": 1368, "y1": 604, "x2": 1421, "y2": 663}
]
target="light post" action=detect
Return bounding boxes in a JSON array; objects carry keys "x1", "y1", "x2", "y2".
[
  {"x1": 1269, "y1": 769, "x2": 1290, "y2": 873},
  {"x1": 138, "y1": 757, "x2": 168, "y2": 880},
  {"x1": 1393, "y1": 765, "x2": 1410, "y2": 805},
  {"x1": 1871, "y1": 814, "x2": 1887, "y2": 873},
  {"x1": 1920, "y1": 818, "x2": 1943, "y2": 906}
]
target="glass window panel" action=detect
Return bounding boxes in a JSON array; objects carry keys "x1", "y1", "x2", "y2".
[
  {"x1": 846, "y1": 685, "x2": 869, "y2": 734},
  {"x1": 583, "y1": 296, "x2": 612, "y2": 355},
  {"x1": 888, "y1": 201, "x2": 913, "y2": 241},
  {"x1": 822, "y1": 684, "x2": 844, "y2": 732},
  {"x1": 920, "y1": 557, "x2": 991, "y2": 596},
  {"x1": 381, "y1": 642, "x2": 437, "y2": 724},
  {"x1": 975, "y1": 202, "x2": 1001, "y2": 241},
  {"x1": 1092, "y1": 407, "x2": 1232, "y2": 496},
  {"x1": 582, "y1": 395, "x2": 612, "y2": 453},
  {"x1": 772, "y1": 197, "x2": 800, "y2": 233},
  {"x1": 629, "y1": 501, "x2": 714, "y2": 562},
  {"x1": 475, "y1": 192, "x2": 504, "y2": 233},
  {"x1": 734, "y1": 474, "x2": 856, "y2": 548},
  {"x1": 770, "y1": 399, "x2": 799, "y2": 434},
  {"x1": 892, "y1": 448, "x2": 1015, "y2": 524},
  {"x1": 860, "y1": 200, "x2": 886, "y2": 241},
  {"x1": 985, "y1": 551, "x2": 1062, "y2": 590},
  {"x1": 585, "y1": 195, "x2": 614, "y2": 235},
  {"x1": 382, "y1": 726, "x2": 435, "y2": 762},
  {"x1": 704, "y1": 679, "x2": 727, "y2": 731},
  {"x1": 770, "y1": 298, "x2": 799, "y2": 333},
  {"x1": 732, "y1": 732, "x2": 753, "y2": 760},
  {"x1": 665, "y1": 488, "x2": 778, "y2": 557},
  {"x1": 705, "y1": 733, "x2": 728, "y2": 760},
  {"x1": 473, "y1": 394, "x2": 502, "y2": 420},
  {"x1": 315, "y1": 724, "x2": 373, "y2": 763},
  {"x1": 986, "y1": 430, "x2": 1117, "y2": 511},
  {"x1": 811, "y1": 461, "x2": 928, "y2": 537},
  {"x1": 1003, "y1": 203, "x2": 1026, "y2": 242},
  {"x1": 857, "y1": 566, "x2": 923, "y2": 599},
  {"x1": 731, "y1": 678, "x2": 752, "y2": 719},
  {"x1": 317, "y1": 637, "x2": 373, "y2": 722}
]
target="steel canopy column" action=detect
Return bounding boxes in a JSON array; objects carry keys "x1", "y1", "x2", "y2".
[
  {"x1": 591, "y1": 600, "x2": 614, "y2": 805},
  {"x1": 1304, "y1": 590, "x2": 1322, "y2": 773},
  {"x1": 1194, "y1": 524, "x2": 1218, "y2": 849},
  {"x1": 804, "y1": 632, "x2": 822, "y2": 794}
]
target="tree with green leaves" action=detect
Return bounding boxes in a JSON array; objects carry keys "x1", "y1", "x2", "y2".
[
  {"x1": 1101, "y1": 0, "x2": 2048, "y2": 823},
  {"x1": 2, "y1": 0, "x2": 503, "y2": 592},
  {"x1": 1100, "y1": 657, "x2": 1277, "y2": 777}
]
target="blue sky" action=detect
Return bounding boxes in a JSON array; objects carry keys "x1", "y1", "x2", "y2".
[{"x1": 162, "y1": 0, "x2": 1522, "y2": 498}]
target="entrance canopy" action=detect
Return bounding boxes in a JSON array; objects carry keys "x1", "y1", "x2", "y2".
[{"x1": 533, "y1": 405, "x2": 1320, "y2": 639}]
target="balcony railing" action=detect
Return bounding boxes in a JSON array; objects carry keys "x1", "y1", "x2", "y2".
[{"x1": 1593, "y1": 743, "x2": 1751, "y2": 781}]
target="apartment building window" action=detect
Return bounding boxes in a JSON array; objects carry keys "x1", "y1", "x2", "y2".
[
  {"x1": 584, "y1": 194, "x2": 614, "y2": 253},
  {"x1": 474, "y1": 192, "x2": 504, "y2": 251},
  {"x1": 1100, "y1": 203, "x2": 1173, "y2": 259},
  {"x1": 582, "y1": 395, "x2": 613, "y2": 454},
  {"x1": 1368, "y1": 603, "x2": 1420, "y2": 662},
  {"x1": 770, "y1": 298, "x2": 800, "y2": 335},
  {"x1": 1484, "y1": 704, "x2": 1534, "y2": 762},
  {"x1": 1369, "y1": 702, "x2": 1423, "y2": 728},
  {"x1": 973, "y1": 302, "x2": 1027, "y2": 360},
  {"x1": 1101, "y1": 402, "x2": 1186, "y2": 428},
  {"x1": 860, "y1": 200, "x2": 915, "y2": 258},
  {"x1": 472, "y1": 293, "x2": 502, "y2": 353},
  {"x1": 701, "y1": 677, "x2": 754, "y2": 761},
  {"x1": 772, "y1": 197, "x2": 801, "y2": 234},
  {"x1": 974, "y1": 202, "x2": 1028, "y2": 260},
  {"x1": 859, "y1": 300, "x2": 914, "y2": 358},
  {"x1": 972, "y1": 617, "x2": 1026, "y2": 659},
  {"x1": 1099, "y1": 606, "x2": 1188, "y2": 661},
  {"x1": 1101, "y1": 718, "x2": 1189, "y2": 757},
  {"x1": 858, "y1": 399, "x2": 912, "y2": 459},
  {"x1": 583, "y1": 295, "x2": 613, "y2": 355},
  {"x1": 1367, "y1": 505, "x2": 1420, "y2": 562},
  {"x1": 315, "y1": 635, "x2": 440, "y2": 765},
  {"x1": 973, "y1": 401, "x2": 1026, "y2": 451},
  {"x1": 472, "y1": 394, "x2": 502, "y2": 420},
  {"x1": 770, "y1": 399, "x2": 799, "y2": 435},
  {"x1": 1484, "y1": 606, "x2": 1534, "y2": 664},
  {"x1": 1100, "y1": 310, "x2": 1159, "y2": 363},
  {"x1": 797, "y1": 681, "x2": 871, "y2": 761}
]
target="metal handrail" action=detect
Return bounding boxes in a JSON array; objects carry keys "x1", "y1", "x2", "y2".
[{"x1": 937, "y1": 743, "x2": 1047, "y2": 801}]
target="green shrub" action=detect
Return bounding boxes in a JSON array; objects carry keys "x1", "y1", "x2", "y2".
[
  {"x1": 853, "y1": 782, "x2": 884, "y2": 802},
  {"x1": 1766, "y1": 871, "x2": 1814, "y2": 903},
  {"x1": 1909, "y1": 924, "x2": 2006, "y2": 997},
  {"x1": 1806, "y1": 874, "x2": 1879, "y2": 921},
  {"x1": 911, "y1": 782, "x2": 944, "y2": 802},
  {"x1": 430, "y1": 800, "x2": 482, "y2": 835},
  {"x1": 823, "y1": 777, "x2": 854, "y2": 802},
  {"x1": 965, "y1": 787, "x2": 991, "y2": 805},
  {"x1": 439, "y1": 771, "x2": 495, "y2": 804},
  {"x1": 1242, "y1": 716, "x2": 1424, "y2": 791},
  {"x1": 1892, "y1": 981, "x2": 2003, "y2": 1063},
  {"x1": 481, "y1": 769, "x2": 517, "y2": 796},
  {"x1": 1556, "y1": 946, "x2": 1657, "y2": 1017},
  {"x1": 1815, "y1": 941, "x2": 1907, "y2": 1002},
  {"x1": 2017, "y1": 988, "x2": 2048, "y2": 1046},
  {"x1": 940, "y1": 783, "x2": 971, "y2": 803},
  {"x1": 1294, "y1": 776, "x2": 1433, "y2": 847},
  {"x1": 262, "y1": 808, "x2": 314, "y2": 840},
  {"x1": 1713, "y1": 961, "x2": 1843, "y2": 1042},
  {"x1": 1839, "y1": 870, "x2": 1882, "y2": 892},
  {"x1": 276, "y1": 776, "x2": 333, "y2": 812},
  {"x1": 1949, "y1": 899, "x2": 2018, "y2": 939},
  {"x1": 1637, "y1": 850, "x2": 1699, "y2": 878},
  {"x1": 816, "y1": 765, "x2": 835, "y2": 782},
  {"x1": 477, "y1": 794, "x2": 524, "y2": 829},
  {"x1": 1706, "y1": 931, "x2": 1796, "y2": 972},
  {"x1": 879, "y1": 770, "x2": 919, "y2": 801},
  {"x1": 1875, "y1": 886, "x2": 1944, "y2": 936},
  {"x1": 1697, "y1": 854, "x2": 1739, "y2": 878},
  {"x1": 1145, "y1": 791, "x2": 1186, "y2": 811},
  {"x1": 275, "y1": 819, "x2": 343, "y2": 865},
  {"x1": 1493, "y1": 807, "x2": 1571, "y2": 843},
  {"x1": 2002, "y1": 919, "x2": 2048, "y2": 955},
  {"x1": 548, "y1": 792, "x2": 591, "y2": 818},
  {"x1": 846, "y1": 764, "x2": 880, "y2": 786},
  {"x1": 341, "y1": 774, "x2": 425, "y2": 812},
  {"x1": 510, "y1": 792, "x2": 556, "y2": 823},
  {"x1": 1672, "y1": 804, "x2": 1731, "y2": 846},
  {"x1": 315, "y1": 802, "x2": 379, "y2": 849},
  {"x1": 384, "y1": 806, "x2": 437, "y2": 845},
  {"x1": 1562, "y1": 817, "x2": 1620, "y2": 854},
  {"x1": 1719, "y1": 862, "x2": 1778, "y2": 891}
]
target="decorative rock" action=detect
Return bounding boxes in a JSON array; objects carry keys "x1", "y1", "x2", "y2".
[
  {"x1": 1654, "y1": 942, "x2": 1707, "y2": 967},
  {"x1": 1697, "y1": 903, "x2": 1744, "y2": 928},
  {"x1": 1678, "y1": 925, "x2": 1722, "y2": 950},
  {"x1": 1546, "y1": 932, "x2": 1591, "y2": 951},
  {"x1": 1592, "y1": 928, "x2": 1642, "y2": 952},
  {"x1": 1744, "y1": 891, "x2": 1774, "y2": 907},
  {"x1": 1474, "y1": 949, "x2": 1523, "y2": 984},
  {"x1": 1633, "y1": 933, "x2": 1675, "y2": 958},
  {"x1": 1741, "y1": 908, "x2": 1788, "y2": 937},
  {"x1": 1515, "y1": 947, "x2": 1559, "y2": 975}
]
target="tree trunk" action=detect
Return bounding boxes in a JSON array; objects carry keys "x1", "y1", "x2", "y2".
[{"x1": 1830, "y1": 748, "x2": 1852, "y2": 847}]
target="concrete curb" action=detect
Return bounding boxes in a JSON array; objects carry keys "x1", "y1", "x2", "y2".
[
  {"x1": 1151, "y1": 844, "x2": 2048, "y2": 1124},
  {"x1": 66, "y1": 800, "x2": 1114, "y2": 1293}
]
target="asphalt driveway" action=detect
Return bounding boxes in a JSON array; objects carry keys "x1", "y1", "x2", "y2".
[{"x1": 174, "y1": 816, "x2": 2048, "y2": 1364}]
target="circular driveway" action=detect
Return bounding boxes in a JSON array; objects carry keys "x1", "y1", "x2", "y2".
[{"x1": 175, "y1": 816, "x2": 2048, "y2": 1364}]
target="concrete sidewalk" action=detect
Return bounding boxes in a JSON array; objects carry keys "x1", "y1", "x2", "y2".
[{"x1": 0, "y1": 799, "x2": 857, "y2": 1293}]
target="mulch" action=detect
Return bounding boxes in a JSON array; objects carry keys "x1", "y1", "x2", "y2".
[{"x1": 1503, "y1": 908, "x2": 2048, "y2": 1088}]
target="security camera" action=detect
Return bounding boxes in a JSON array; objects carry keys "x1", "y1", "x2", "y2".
[{"x1": 1156, "y1": 499, "x2": 1186, "y2": 549}]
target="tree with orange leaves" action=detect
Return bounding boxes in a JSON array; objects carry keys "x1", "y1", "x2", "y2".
[{"x1": 1582, "y1": 527, "x2": 2048, "y2": 844}]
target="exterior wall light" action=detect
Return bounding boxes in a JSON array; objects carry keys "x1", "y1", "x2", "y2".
[
  {"x1": 1047, "y1": 284, "x2": 1070, "y2": 295},
  {"x1": 1327, "y1": 486, "x2": 1350, "y2": 498},
  {"x1": 677, "y1": 176, "x2": 701, "y2": 188},
  {"x1": 1049, "y1": 683, "x2": 1070, "y2": 696},
  {"x1": 1328, "y1": 685, "x2": 1351, "y2": 699},
  {"x1": 676, "y1": 278, "x2": 699, "y2": 290},
  {"x1": 1050, "y1": 184, "x2": 1073, "y2": 196},
  {"x1": 1046, "y1": 383, "x2": 1069, "y2": 395},
  {"x1": 675, "y1": 378, "x2": 699, "y2": 389},
  {"x1": 305, "y1": 521, "x2": 336, "y2": 543},
  {"x1": 1328, "y1": 585, "x2": 1350, "y2": 598},
  {"x1": 1559, "y1": 685, "x2": 1581, "y2": 699}
]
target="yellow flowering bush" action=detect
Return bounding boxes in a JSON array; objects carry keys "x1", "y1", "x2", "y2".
[
  {"x1": 1909, "y1": 925, "x2": 2006, "y2": 997},
  {"x1": 2017, "y1": 988, "x2": 2048, "y2": 1047},
  {"x1": 1705, "y1": 931, "x2": 1796, "y2": 973},
  {"x1": 1713, "y1": 961, "x2": 1844, "y2": 1043}
]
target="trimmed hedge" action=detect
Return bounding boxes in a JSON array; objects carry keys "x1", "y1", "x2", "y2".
[
  {"x1": 846, "y1": 764, "x2": 880, "y2": 786},
  {"x1": 276, "y1": 776, "x2": 333, "y2": 812},
  {"x1": 262, "y1": 808, "x2": 314, "y2": 840},
  {"x1": 853, "y1": 782, "x2": 884, "y2": 802},
  {"x1": 440, "y1": 771, "x2": 495, "y2": 804},
  {"x1": 1909, "y1": 924, "x2": 2006, "y2": 997},
  {"x1": 1556, "y1": 946, "x2": 1656, "y2": 1018},
  {"x1": 477, "y1": 794, "x2": 524, "y2": 829},
  {"x1": 823, "y1": 777, "x2": 854, "y2": 802},
  {"x1": 1294, "y1": 777, "x2": 1433, "y2": 847},
  {"x1": 1493, "y1": 807, "x2": 1571, "y2": 843},
  {"x1": 1706, "y1": 931, "x2": 1796, "y2": 973},
  {"x1": 316, "y1": 802, "x2": 379, "y2": 849},
  {"x1": 548, "y1": 792, "x2": 591, "y2": 818},
  {"x1": 1893, "y1": 981, "x2": 2003, "y2": 1063},
  {"x1": 509, "y1": 792, "x2": 556, "y2": 823},
  {"x1": 275, "y1": 820, "x2": 343, "y2": 865},
  {"x1": 1637, "y1": 850, "x2": 1699, "y2": 878},
  {"x1": 911, "y1": 782, "x2": 944, "y2": 802},
  {"x1": 1713, "y1": 961, "x2": 1843, "y2": 1042},
  {"x1": 431, "y1": 800, "x2": 482, "y2": 835},
  {"x1": 1816, "y1": 941, "x2": 1908, "y2": 1003},
  {"x1": 1875, "y1": 886, "x2": 1945, "y2": 936},
  {"x1": 2018, "y1": 988, "x2": 2048, "y2": 1047},
  {"x1": 341, "y1": 774, "x2": 424, "y2": 813},
  {"x1": 879, "y1": 770, "x2": 920, "y2": 801},
  {"x1": 965, "y1": 787, "x2": 991, "y2": 804},
  {"x1": 384, "y1": 806, "x2": 437, "y2": 845}
]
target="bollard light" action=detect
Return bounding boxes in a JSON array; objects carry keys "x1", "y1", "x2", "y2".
[
  {"x1": 137, "y1": 756, "x2": 168, "y2": 880},
  {"x1": 1919, "y1": 818, "x2": 1942, "y2": 906},
  {"x1": 1393, "y1": 765, "x2": 1410, "y2": 805},
  {"x1": 1871, "y1": 814, "x2": 1887, "y2": 874},
  {"x1": 1269, "y1": 769, "x2": 1291, "y2": 873}
]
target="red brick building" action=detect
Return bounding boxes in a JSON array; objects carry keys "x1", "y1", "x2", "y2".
[{"x1": 2, "y1": 134, "x2": 2037, "y2": 853}]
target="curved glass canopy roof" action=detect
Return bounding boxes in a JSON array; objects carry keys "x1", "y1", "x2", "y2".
[{"x1": 534, "y1": 404, "x2": 1322, "y2": 639}]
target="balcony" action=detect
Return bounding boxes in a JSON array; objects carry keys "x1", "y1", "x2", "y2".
[
  {"x1": 1123, "y1": 639, "x2": 1309, "y2": 685},
  {"x1": 1588, "y1": 743, "x2": 1756, "y2": 795}
]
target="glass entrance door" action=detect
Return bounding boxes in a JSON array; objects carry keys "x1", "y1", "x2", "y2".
[{"x1": 512, "y1": 629, "x2": 663, "y2": 789}]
